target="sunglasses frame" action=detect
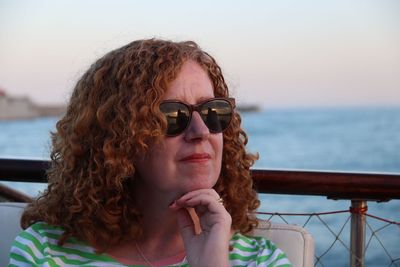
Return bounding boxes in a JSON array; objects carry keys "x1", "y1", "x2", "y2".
[{"x1": 160, "y1": 97, "x2": 236, "y2": 137}]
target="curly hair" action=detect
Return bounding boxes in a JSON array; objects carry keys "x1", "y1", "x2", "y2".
[{"x1": 21, "y1": 38, "x2": 259, "y2": 251}]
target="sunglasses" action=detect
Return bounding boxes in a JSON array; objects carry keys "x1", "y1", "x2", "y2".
[{"x1": 159, "y1": 97, "x2": 235, "y2": 136}]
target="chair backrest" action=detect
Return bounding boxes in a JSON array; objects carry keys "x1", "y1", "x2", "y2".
[
  {"x1": 0, "y1": 202, "x2": 314, "y2": 267},
  {"x1": 0, "y1": 202, "x2": 26, "y2": 266},
  {"x1": 250, "y1": 219, "x2": 314, "y2": 267}
]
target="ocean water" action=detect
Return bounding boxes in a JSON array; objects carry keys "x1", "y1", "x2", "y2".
[
  {"x1": 242, "y1": 107, "x2": 400, "y2": 172},
  {"x1": 1, "y1": 107, "x2": 399, "y2": 266}
]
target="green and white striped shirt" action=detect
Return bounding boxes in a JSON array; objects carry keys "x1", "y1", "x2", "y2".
[{"x1": 9, "y1": 222, "x2": 291, "y2": 267}]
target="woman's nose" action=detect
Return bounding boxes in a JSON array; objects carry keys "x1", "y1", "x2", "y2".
[{"x1": 184, "y1": 111, "x2": 210, "y2": 142}]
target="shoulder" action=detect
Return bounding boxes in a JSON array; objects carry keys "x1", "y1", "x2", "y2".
[
  {"x1": 8, "y1": 222, "x2": 119, "y2": 266},
  {"x1": 9, "y1": 222, "x2": 61, "y2": 265},
  {"x1": 20, "y1": 221, "x2": 65, "y2": 238},
  {"x1": 10, "y1": 222, "x2": 66, "y2": 252},
  {"x1": 229, "y1": 232, "x2": 292, "y2": 267}
]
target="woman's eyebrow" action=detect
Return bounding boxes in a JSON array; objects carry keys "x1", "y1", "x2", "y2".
[
  {"x1": 197, "y1": 96, "x2": 214, "y2": 102},
  {"x1": 162, "y1": 96, "x2": 215, "y2": 104}
]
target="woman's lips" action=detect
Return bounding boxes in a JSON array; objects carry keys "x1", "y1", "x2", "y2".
[{"x1": 180, "y1": 153, "x2": 211, "y2": 163}]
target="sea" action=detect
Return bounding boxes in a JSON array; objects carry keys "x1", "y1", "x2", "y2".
[{"x1": 1, "y1": 106, "x2": 399, "y2": 266}]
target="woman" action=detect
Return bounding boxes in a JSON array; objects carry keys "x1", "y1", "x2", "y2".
[{"x1": 9, "y1": 39, "x2": 291, "y2": 266}]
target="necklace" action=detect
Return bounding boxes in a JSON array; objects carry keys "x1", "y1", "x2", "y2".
[
  {"x1": 135, "y1": 242, "x2": 155, "y2": 267},
  {"x1": 135, "y1": 242, "x2": 186, "y2": 267}
]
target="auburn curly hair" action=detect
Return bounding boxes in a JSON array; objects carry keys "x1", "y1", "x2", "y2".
[{"x1": 21, "y1": 38, "x2": 259, "y2": 251}]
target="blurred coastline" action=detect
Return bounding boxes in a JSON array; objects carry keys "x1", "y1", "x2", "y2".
[
  {"x1": 0, "y1": 89, "x2": 263, "y2": 120},
  {"x1": 0, "y1": 90, "x2": 65, "y2": 120}
]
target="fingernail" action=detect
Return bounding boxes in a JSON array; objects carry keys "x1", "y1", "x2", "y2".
[{"x1": 169, "y1": 200, "x2": 177, "y2": 208}]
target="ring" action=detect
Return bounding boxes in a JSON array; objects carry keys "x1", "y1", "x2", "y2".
[{"x1": 217, "y1": 197, "x2": 224, "y2": 205}]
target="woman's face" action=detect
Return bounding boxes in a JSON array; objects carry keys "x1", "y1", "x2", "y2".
[{"x1": 135, "y1": 60, "x2": 223, "y2": 201}]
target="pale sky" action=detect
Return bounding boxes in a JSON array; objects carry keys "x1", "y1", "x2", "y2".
[{"x1": 0, "y1": 0, "x2": 399, "y2": 108}]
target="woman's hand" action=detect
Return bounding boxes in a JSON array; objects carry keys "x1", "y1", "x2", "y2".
[{"x1": 169, "y1": 189, "x2": 232, "y2": 267}]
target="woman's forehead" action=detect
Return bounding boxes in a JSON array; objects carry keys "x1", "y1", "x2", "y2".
[{"x1": 162, "y1": 61, "x2": 214, "y2": 103}]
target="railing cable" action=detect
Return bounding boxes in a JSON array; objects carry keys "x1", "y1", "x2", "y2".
[{"x1": 257, "y1": 208, "x2": 400, "y2": 267}]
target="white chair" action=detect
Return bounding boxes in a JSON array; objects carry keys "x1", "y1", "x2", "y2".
[
  {"x1": 0, "y1": 202, "x2": 27, "y2": 267},
  {"x1": 251, "y1": 219, "x2": 314, "y2": 267},
  {"x1": 0, "y1": 202, "x2": 314, "y2": 267}
]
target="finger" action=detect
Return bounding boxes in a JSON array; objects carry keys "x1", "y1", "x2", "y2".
[
  {"x1": 176, "y1": 189, "x2": 221, "y2": 206},
  {"x1": 176, "y1": 208, "x2": 195, "y2": 243},
  {"x1": 178, "y1": 189, "x2": 220, "y2": 201},
  {"x1": 182, "y1": 194, "x2": 231, "y2": 234},
  {"x1": 180, "y1": 194, "x2": 225, "y2": 214}
]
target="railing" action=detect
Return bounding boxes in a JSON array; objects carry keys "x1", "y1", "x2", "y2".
[{"x1": 1, "y1": 158, "x2": 400, "y2": 266}]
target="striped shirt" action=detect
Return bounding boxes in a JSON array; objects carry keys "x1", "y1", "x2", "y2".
[{"x1": 9, "y1": 222, "x2": 292, "y2": 267}]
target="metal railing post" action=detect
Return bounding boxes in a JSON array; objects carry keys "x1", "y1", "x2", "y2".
[{"x1": 350, "y1": 200, "x2": 367, "y2": 267}]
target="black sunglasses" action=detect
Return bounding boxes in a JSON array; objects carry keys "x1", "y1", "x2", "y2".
[{"x1": 159, "y1": 98, "x2": 235, "y2": 136}]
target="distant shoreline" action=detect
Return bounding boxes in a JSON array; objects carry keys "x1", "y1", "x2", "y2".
[
  {"x1": 0, "y1": 91, "x2": 66, "y2": 120},
  {"x1": 1, "y1": 91, "x2": 262, "y2": 120},
  {"x1": 237, "y1": 105, "x2": 261, "y2": 112}
]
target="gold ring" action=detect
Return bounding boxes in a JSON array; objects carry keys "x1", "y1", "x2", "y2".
[{"x1": 217, "y1": 197, "x2": 224, "y2": 205}]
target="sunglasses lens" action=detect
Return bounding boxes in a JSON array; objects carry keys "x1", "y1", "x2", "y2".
[
  {"x1": 200, "y1": 99, "x2": 233, "y2": 133},
  {"x1": 160, "y1": 102, "x2": 190, "y2": 136}
]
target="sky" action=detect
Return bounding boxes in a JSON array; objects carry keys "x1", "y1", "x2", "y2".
[{"x1": 0, "y1": 0, "x2": 399, "y2": 108}]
